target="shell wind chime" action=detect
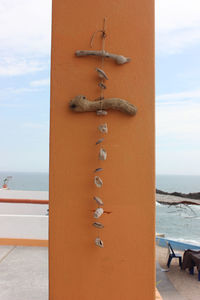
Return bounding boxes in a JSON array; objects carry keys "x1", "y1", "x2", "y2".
[{"x1": 69, "y1": 18, "x2": 137, "y2": 248}]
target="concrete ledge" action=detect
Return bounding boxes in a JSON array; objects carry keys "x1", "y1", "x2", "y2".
[
  {"x1": 0, "y1": 215, "x2": 48, "y2": 239},
  {"x1": 0, "y1": 238, "x2": 48, "y2": 247}
]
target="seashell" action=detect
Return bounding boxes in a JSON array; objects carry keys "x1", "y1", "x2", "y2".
[
  {"x1": 98, "y1": 123, "x2": 108, "y2": 134},
  {"x1": 95, "y1": 237, "x2": 104, "y2": 248},
  {"x1": 96, "y1": 110, "x2": 108, "y2": 116},
  {"x1": 96, "y1": 68, "x2": 108, "y2": 80},
  {"x1": 94, "y1": 176, "x2": 103, "y2": 188},
  {"x1": 96, "y1": 138, "x2": 104, "y2": 145},
  {"x1": 94, "y1": 168, "x2": 103, "y2": 173},
  {"x1": 92, "y1": 222, "x2": 104, "y2": 229},
  {"x1": 99, "y1": 148, "x2": 107, "y2": 161},
  {"x1": 94, "y1": 207, "x2": 104, "y2": 218},
  {"x1": 93, "y1": 196, "x2": 104, "y2": 206},
  {"x1": 98, "y1": 82, "x2": 107, "y2": 90}
]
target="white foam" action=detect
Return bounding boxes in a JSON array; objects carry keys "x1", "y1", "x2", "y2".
[{"x1": 169, "y1": 237, "x2": 200, "y2": 247}]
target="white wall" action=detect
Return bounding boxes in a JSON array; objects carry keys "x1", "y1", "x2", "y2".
[
  {"x1": 0, "y1": 203, "x2": 48, "y2": 215},
  {"x1": 0, "y1": 215, "x2": 48, "y2": 239}
]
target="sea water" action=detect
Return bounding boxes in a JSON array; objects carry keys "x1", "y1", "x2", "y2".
[
  {"x1": 156, "y1": 174, "x2": 200, "y2": 246},
  {"x1": 156, "y1": 202, "x2": 200, "y2": 245},
  {"x1": 0, "y1": 171, "x2": 49, "y2": 191},
  {"x1": 1, "y1": 172, "x2": 200, "y2": 193},
  {"x1": 156, "y1": 174, "x2": 200, "y2": 193}
]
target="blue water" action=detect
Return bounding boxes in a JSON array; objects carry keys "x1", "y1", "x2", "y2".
[
  {"x1": 1, "y1": 172, "x2": 199, "y2": 193},
  {"x1": 156, "y1": 174, "x2": 200, "y2": 193},
  {"x1": 0, "y1": 172, "x2": 48, "y2": 191},
  {"x1": 156, "y1": 175, "x2": 200, "y2": 246},
  {"x1": 156, "y1": 202, "x2": 200, "y2": 245}
]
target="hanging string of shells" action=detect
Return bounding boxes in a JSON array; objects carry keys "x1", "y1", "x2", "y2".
[
  {"x1": 93, "y1": 121, "x2": 107, "y2": 248},
  {"x1": 71, "y1": 18, "x2": 134, "y2": 248},
  {"x1": 93, "y1": 18, "x2": 108, "y2": 248}
]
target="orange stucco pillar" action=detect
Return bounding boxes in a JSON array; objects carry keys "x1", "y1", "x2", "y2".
[{"x1": 49, "y1": 0, "x2": 155, "y2": 299}]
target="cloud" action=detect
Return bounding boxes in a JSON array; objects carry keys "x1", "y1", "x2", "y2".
[
  {"x1": 0, "y1": 0, "x2": 51, "y2": 76},
  {"x1": 156, "y1": 89, "x2": 200, "y2": 141},
  {"x1": 22, "y1": 122, "x2": 49, "y2": 129},
  {"x1": 156, "y1": 88, "x2": 200, "y2": 175},
  {"x1": 156, "y1": 149, "x2": 200, "y2": 175},
  {"x1": 30, "y1": 78, "x2": 50, "y2": 87},
  {"x1": 0, "y1": 0, "x2": 51, "y2": 56},
  {"x1": 0, "y1": 57, "x2": 46, "y2": 76},
  {"x1": 156, "y1": 0, "x2": 200, "y2": 54},
  {"x1": 0, "y1": 87, "x2": 39, "y2": 102},
  {"x1": 157, "y1": 89, "x2": 200, "y2": 102}
]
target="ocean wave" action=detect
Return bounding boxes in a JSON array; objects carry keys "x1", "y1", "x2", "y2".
[{"x1": 169, "y1": 237, "x2": 200, "y2": 246}]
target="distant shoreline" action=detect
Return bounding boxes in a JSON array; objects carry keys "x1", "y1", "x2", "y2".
[
  {"x1": 156, "y1": 189, "x2": 200, "y2": 200},
  {"x1": 156, "y1": 189, "x2": 200, "y2": 206}
]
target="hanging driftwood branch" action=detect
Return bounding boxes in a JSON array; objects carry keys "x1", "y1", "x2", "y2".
[
  {"x1": 75, "y1": 50, "x2": 130, "y2": 65},
  {"x1": 69, "y1": 95, "x2": 137, "y2": 115}
]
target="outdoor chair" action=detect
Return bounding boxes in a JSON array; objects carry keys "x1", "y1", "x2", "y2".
[
  {"x1": 166, "y1": 242, "x2": 182, "y2": 268},
  {"x1": 182, "y1": 249, "x2": 200, "y2": 281}
]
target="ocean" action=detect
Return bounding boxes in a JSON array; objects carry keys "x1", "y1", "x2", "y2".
[
  {"x1": 0, "y1": 171, "x2": 49, "y2": 191},
  {"x1": 156, "y1": 174, "x2": 200, "y2": 246},
  {"x1": 156, "y1": 174, "x2": 200, "y2": 194},
  {"x1": 1, "y1": 172, "x2": 200, "y2": 193},
  {"x1": 1, "y1": 171, "x2": 200, "y2": 245}
]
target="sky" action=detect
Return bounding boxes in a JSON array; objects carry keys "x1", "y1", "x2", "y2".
[{"x1": 0, "y1": 0, "x2": 200, "y2": 175}]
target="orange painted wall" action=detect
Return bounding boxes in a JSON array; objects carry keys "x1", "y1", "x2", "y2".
[{"x1": 49, "y1": 0, "x2": 155, "y2": 299}]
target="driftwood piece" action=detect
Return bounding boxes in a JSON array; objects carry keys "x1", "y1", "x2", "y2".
[
  {"x1": 69, "y1": 95, "x2": 137, "y2": 116},
  {"x1": 75, "y1": 50, "x2": 130, "y2": 65}
]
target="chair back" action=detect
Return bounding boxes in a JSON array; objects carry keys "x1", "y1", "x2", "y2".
[{"x1": 167, "y1": 242, "x2": 175, "y2": 256}]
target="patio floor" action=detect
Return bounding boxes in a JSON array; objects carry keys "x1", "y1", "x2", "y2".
[
  {"x1": 0, "y1": 246, "x2": 48, "y2": 300},
  {"x1": 0, "y1": 245, "x2": 170, "y2": 300}
]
